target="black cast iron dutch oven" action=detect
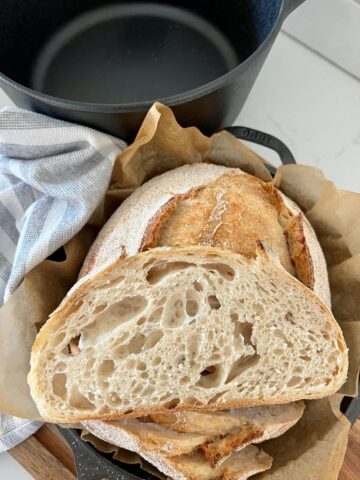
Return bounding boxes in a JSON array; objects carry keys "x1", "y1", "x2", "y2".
[{"x1": 0, "y1": 0, "x2": 304, "y2": 140}]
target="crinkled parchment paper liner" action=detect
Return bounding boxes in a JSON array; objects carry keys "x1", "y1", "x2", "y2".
[
  {"x1": 0, "y1": 227, "x2": 96, "y2": 419},
  {"x1": 0, "y1": 102, "x2": 358, "y2": 479}
]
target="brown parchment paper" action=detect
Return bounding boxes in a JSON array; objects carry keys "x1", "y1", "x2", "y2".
[
  {"x1": 0, "y1": 226, "x2": 96, "y2": 419},
  {"x1": 0, "y1": 102, "x2": 358, "y2": 479}
]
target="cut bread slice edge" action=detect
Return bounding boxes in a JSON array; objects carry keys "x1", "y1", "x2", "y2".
[
  {"x1": 151, "y1": 402, "x2": 304, "y2": 467},
  {"x1": 29, "y1": 245, "x2": 347, "y2": 422},
  {"x1": 83, "y1": 419, "x2": 273, "y2": 480}
]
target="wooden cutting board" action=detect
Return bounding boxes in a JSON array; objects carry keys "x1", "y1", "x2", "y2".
[{"x1": 9, "y1": 419, "x2": 360, "y2": 480}]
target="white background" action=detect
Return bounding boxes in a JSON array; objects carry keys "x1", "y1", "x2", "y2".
[{"x1": 0, "y1": 0, "x2": 359, "y2": 478}]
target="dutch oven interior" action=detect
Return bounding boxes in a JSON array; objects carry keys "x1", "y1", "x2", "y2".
[{"x1": 0, "y1": 0, "x2": 282, "y2": 104}]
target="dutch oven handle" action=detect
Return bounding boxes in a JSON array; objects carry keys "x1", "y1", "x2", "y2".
[{"x1": 224, "y1": 126, "x2": 296, "y2": 175}]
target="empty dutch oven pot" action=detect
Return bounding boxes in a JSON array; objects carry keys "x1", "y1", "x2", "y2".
[{"x1": 0, "y1": 0, "x2": 304, "y2": 139}]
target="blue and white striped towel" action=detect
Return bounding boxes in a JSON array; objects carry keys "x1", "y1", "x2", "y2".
[{"x1": 0, "y1": 107, "x2": 126, "y2": 452}]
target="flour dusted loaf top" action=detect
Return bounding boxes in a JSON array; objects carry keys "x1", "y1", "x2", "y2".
[
  {"x1": 81, "y1": 163, "x2": 330, "y2": 306},
  {"x1": 29, "y1": 245, "x2": 347, "y2": 422}
]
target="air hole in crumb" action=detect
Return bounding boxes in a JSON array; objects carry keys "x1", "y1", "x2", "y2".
[
  {"x1": 201, "y1": 365, "x2": 216, "y2": 376},
  {"x1": 252, "y1": 303, "x2": 265, "y2": 316},
  {"x1": 197, "y1": 365, "x2": 224, "y2": 389},
  {"x1": 69, "y1": 386, "x2": 95, "y2": 410},
  {"x1": 136, "y1": 361, "x2": 147, "y2": 371},
  {"x1": 210, "y1": 353, "x2": 222, "y2": 363},
  {"x1": 204, "y1": 263, "x2": 235, "y2": 281},
  {"x1": 152, "y1": 356, "x2": 161, "y2": 367},
  {"x1": 209, "y1": 392, "x2": 225, "y2": 404},
  {"x1": 146, "y1": 262, "x2": 195, "y2": 284},
  {"x1": 98, "y1": 359, "x2": 115, "y2": 377},
  {"x1": 94, "y1": 304, "x2": 107, "y2": 314},
  {"x1": 127, "y1": 359, "x2": 137, "y2": 369},
  {"x1": 225, "y1": 355, "x2": 260, "y2": 384},
  {"x1": 287, "y1": 376, "x2": 302, "y2": 387},
  {"x1": 273, "y1": 329, "x2": 293, "y2": 348},
  {"x1": 300, "y1": 355, "x2": 311, "y2": 362},
  {"x1": 237, "y1": 322, "x2": 254, "y2": 346},
  {"x1": 143, "y1": 386, "x2": 155, "y2": 396},
  {"x1": 108, "y1": 392, "x2": 120, "y2": 404},
  {"x1": 164, "y1": 399, "x2": 179, "y2": 409},
  {"x1": 132, "y1": 385, "x2": 142, "y2": 395},
  {"x1": 86, "y1": 358, "x2": 95, "y2": 370},
  {"x1": 180, "y1": 376, "x2": 190, "y2": 385},
  {"x1": 193, "y1": 281, "x2": 203, "y2": 292},
  {"x1": 208, "y1": 295, "x2": 221, "y2": 310},
  {"x1": 137, "y1": 317, "x2": 146, "y2": 326},
  {"x1": 285, "y1": 311, "x2": 295, "y2": 325},
  {"x1": 101, "y1": 380, "x2": 109, "y2": 390},
  {"x1": 143, "y1": 330, "x2": 164, "y2": 351},
  {"x1": 230, "y1": 313, "x2": 239, "y2": 322},
  {"x1": 116, "y1": 334, "x2": 146, "y2": 358},
  {"x1": 148, "y1": 307, "x2": 163, "y2": 324},
  {"x1": 186, "y1": 300, "x2": 199, "y2": 317},
  {"x1": 273, "y1": 348, "x2": 283, "y2": 356},
  {"x1": 293, "y1": 366, "x2": 303, "y2": 374},
  {"x1": 68, "y1": 335, "x2": 81, "y2": 356},
  {"x1": 52, "y1": 373, "x2": 67, "y2": 400},
  {"x1": 54, "y1": 361, "x2": 66, "y2": 371},
  {"x1": 106, "y1": 296, "x2": 147, "y2": 324}
]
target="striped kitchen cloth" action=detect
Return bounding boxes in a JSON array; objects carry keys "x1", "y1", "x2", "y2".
[{"x1": 0, "y1": 107, "x2": 126, "y2": 452}]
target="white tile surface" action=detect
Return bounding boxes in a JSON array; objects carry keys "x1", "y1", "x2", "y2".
[
  {"x1": 235, "y1": 33, "x2": 360, "y2": 192},
  {"x1": 0, "y1": 452, "x2": 33, "y2": 479},
  {"x1": 283, "y1": 0, "x2": 360, "y2": 79}
]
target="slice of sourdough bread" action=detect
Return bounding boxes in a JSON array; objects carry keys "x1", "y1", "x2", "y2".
[
  {"x1": 151, "y1": 402, "x2": 305, "y2": 467},
  {"x1": 83, "y1": 419, "x2": 273, "y2": 480},
  {"x1": 80, "y1": 163, "x2": 330, "y2": 306},
  {"x1": 29, "y1": 246, "x2": 347, "y2": 422}
]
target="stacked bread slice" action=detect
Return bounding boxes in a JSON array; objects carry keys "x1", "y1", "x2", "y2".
[
  {"x1": 84, "y1": 403, "x2": 305, "y2": 479},
  {"x1": 28, "y1": 164, "x2": 348, "y2": 479}
]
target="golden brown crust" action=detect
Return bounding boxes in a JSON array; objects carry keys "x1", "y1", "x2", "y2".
[
  {"x1": 153, "y1": 173, "x2": 295, "y2": 276},
  {"x1": 80, "y1": 165, "x2": 330, "y2": 305},
  {"x1": 287, "y1": 213, "x2": 314, "y2": 289},
  {"x1": 201, "y1": 427, "x2": 262, "y2": 467}
]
